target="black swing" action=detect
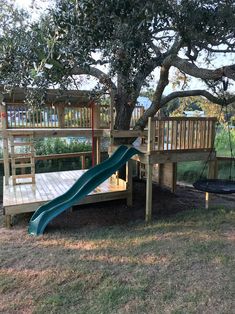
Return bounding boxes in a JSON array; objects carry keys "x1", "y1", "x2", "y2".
[
  {"x1": 193, "y1": 179, "x2": 235, "y2": 194},
  {"x1": 193, "y1": 79, "x2": 235, "y2": 195}
]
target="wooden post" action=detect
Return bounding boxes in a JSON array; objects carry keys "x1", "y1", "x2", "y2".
[
  {"x1": 115, "y1": 171, "x2": 119, "y2": 185},
  {"x1": 126, "y1": 160, "x2": 133, "y2": 206},
  {"x1": 110, "y1": 98, "x2": 114, "y2": 131},
  {"x1": 205, "y1": 192, "x2": 209, "y2": 209},
  {"x1": 158, "y1": 162, "x2": 177, "y2": 193},
  {"x1": 81, "y1": 155, "x2": 86, "y2": 169},
  {"x1": 1, "y1": 103, "x2": 10, "y2": 185},
  {"x1": 57, "y1": 105, "x2": 65, "y2": 128},
  {"x1": 96, "y1": 136, "x2": 101, "y2": 164},
  {"x1": 147, "y1": 117, "x2": 156, "y2": 152},
  {"x1": 5, "y1": 215, "x2": 12, "y2": 228},
  {"x1": 145, "y1": 160, "x2": 153, "y2": 223},
  {"x1": 206, "y1": 159, "x2": 217, "y2": 209},
  {"x1": 93, "y1": 104, "x2": 101, "y2": 165}
]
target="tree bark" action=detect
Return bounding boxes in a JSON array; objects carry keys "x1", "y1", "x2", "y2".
[{"x1": 114, "y1": 102, "x2": 133, "y2": 130}]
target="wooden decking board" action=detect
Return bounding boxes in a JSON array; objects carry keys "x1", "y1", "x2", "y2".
[{"x1": 3, "y1": 170, "x2": 127, "y2": 215}]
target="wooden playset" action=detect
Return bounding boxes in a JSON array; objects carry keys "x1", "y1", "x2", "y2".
[{"x1": 0, "y1": 87, "x2": 217, "y2": 228}]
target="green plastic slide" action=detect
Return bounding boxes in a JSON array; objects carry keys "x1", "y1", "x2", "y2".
[{"x1": 28, "y1": 145, "x2": 140, "y2": 235}]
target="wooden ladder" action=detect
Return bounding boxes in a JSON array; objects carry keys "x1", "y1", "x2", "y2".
[{"x1": 10, "y1": 132, "x2": 35, "y2": 185}]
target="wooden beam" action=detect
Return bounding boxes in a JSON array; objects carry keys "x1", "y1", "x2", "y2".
[
  {"x1": 147, "y1": 117, "x2": 156, "y2": 152},
  {"x1": 2, "y1": 128, "x2": 104, "y2": 138},
  {"x1": 145, "y1": 161, "x2": 153, "y2": 223}
]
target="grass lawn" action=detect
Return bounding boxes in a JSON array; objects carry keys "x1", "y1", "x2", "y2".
[{"x1": 0, "y1": 206, "x2": 234, "y2": 314}]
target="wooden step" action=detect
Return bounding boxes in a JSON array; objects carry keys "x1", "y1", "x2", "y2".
[{"x1": 12, "y1": 174, "x2": 35, "y2": 185}]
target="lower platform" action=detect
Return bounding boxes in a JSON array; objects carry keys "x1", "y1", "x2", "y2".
[{"x1": 3, "y1": 170, "x2": 128, "y2": 217}]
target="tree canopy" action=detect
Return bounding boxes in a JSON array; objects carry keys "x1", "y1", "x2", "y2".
[{"x1": 0, "y1": 0, "x2": 235, "y2": 130}]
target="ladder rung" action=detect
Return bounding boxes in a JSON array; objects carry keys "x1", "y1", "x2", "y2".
[
  {"x1": 11, "y1": 142, "x2": 33, "y2": 146},
  {"x1": 13, "y1": 163, "x2": 34, "y2": 169},
  {"x1": 12, "y1": 174, "x2": 35, "y2": 179},
  {"x1": 11, "y1": 153, "x2": 33, "y2": 158}
]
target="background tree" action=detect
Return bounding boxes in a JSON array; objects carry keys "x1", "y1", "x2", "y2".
[{"x1": 1, "y1": 0, "x2": 235, "y2": 132}]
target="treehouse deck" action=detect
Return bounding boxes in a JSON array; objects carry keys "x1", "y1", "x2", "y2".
[
  {"x1": 3, "y1": 169, "x2": 129, "y2": 226},
  {"x1": 0, "y1": 86, "x2": 218, "y2": 226},
  {"x1": 110, "y1": 116, "x2": 218, "y2": 222}
]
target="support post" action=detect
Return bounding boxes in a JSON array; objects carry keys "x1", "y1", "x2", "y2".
[
  {"x1": 205, "y1": 192, "x2": 209, "y2": 209},
  {"x1": 81, "y1": 155, "x2": 86, "y2": 169},
  {"x1": 1, "y1": 103, "x2": 10, "y2": 185},
  {"x1": 96, "y1": 136, "x2": 101, "y2": 165},
  {"x1": 5, "y1": 215, "x2": 12, "y2": 228},
  {"x1": 110, "y1": 98, "x2": 114, "y2": 131},
  {"x1": 145, "y1": 160, "x2": 153, "y2": 223},
  {"x1": 93, "y1": 104, "x2": 101, "y2": 165},
  {"x1": 206, "y1": 159, "x2": 217, "y2": 209},
  {"x1": 57, "y1": 105, "x2": 65, "y2": 128},
  {"x1": 126, "y1": 160, "x2": 133, "y2": 206},
  {"x1": 147, "y1": 117, "x2": 156, "y2": 152},
  {"x1": 158, "y1": 162, "x2": 177, "y2": 193}
]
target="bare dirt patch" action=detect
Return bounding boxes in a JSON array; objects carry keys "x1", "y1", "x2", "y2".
[{"x1": 45, "y1": 180, "x2": 235, "y2": 232}]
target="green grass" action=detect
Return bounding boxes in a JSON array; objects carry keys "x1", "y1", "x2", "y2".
[{"x1": 0, "y1": 206, "x2": 234, "y2": 313}]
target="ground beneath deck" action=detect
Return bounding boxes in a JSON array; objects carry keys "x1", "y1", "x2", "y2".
[{"x1": 1, "y1": 180, "x2": 234, "y2": 232}]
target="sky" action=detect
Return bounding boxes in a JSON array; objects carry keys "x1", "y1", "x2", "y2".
[{"x1": 14, "y1": 0, "x2": 235, "y2": 94}]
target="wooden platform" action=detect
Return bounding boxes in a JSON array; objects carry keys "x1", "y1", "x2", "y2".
[{"x1": 3, "y1": 170, "x2": 128, "y2": 217}]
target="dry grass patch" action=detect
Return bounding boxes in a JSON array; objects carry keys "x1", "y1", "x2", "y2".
[{"x1": 0, "y1": 206, "x2": 234, "y2": 314}]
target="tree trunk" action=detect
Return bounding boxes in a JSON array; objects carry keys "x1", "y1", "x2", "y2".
[
  {"x1": 113, "y1": 96, "x2": 135, "y2": 144},
  {"x1": 114, "y1": 102, "x2": 133, "y2": 130}
]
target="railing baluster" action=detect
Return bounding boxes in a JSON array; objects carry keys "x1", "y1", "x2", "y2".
[{"x1": 166, "y1": 120, "x2": 170, "y2": 150}]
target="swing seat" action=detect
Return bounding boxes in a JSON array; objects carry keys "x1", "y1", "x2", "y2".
[{"x1": 193, "y1": 179, "x2": 235, "y2": 194}]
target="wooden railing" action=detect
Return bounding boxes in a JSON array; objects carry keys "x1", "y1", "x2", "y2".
[
  {"x1": 64, "y1": 107, "x2": 91, "y2": 128},
  {"x1": 0, "y1": 151, "x2": 95, "y2": 170},
  {"x1": 5, "y1": 104, "x2": 92, "y2": 128},
  {"x1": 2, "y1": 103, "x2": 144, "y2": 129},
  {"x1": 130, "y1": 106, "x2": 145, "y2": 128},
  {"x1": 99, "y1": 104, "x2": 110, "y2": 129},
  {"x1": 149, "y1": 117, "x2": 217, "y2": 151}
]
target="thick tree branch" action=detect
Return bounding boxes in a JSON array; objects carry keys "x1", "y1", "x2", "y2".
[
  {"x1": 134, "y1": 63, "x2": 171, "y2": 130},
  {"x1": 134, "y1": 88, "x2": 235, "y2": 130},
  {"x1": 71, "y1": 66, "x2": 117, "y2": 93},
  {"x1": 172, "y1": 56, "x2": 235, "y2": 81},
  {"x1": 160, "y1": 90, "x2": 235, "y2": 107},
  {"x1": 133, "y1": 56, "x2": 164, "y2": 92}
]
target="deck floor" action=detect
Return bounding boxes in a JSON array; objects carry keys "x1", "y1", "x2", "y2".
[{"x1": 3, "y1": 170, "x2": 127, "y2": 215}]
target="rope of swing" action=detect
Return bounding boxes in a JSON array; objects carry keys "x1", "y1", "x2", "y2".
[
  {"x1": 225, "y1": 104, "x2": 235, "y2": 180},
  {"x1": 198, "y1": 105, "x2": 223, "y2": 180}
]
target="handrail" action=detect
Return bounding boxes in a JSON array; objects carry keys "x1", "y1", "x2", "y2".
[
  {"x1": 0, "y1": 151, "x2": 93, "y2": 164},
  {"x1": 152, "y1": 116, "x2": 217, "y2": 121}
]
